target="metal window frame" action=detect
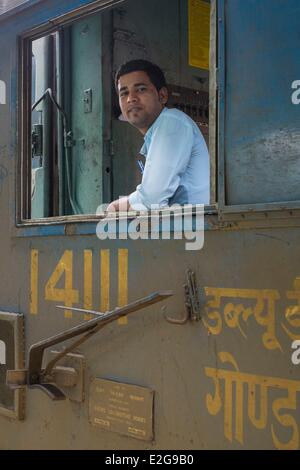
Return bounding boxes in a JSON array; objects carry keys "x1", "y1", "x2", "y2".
[{"x1": 16, "y1": 0, "x2": 218, "y2": 233}]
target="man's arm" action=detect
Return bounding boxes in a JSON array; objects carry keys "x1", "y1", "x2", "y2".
[
  {"x1": 107, "y1": 114, "x2": 194, "y2": 212},
  {"x1": 128, "y1": 115, "x2": 193, "y2": 209},
  {"x1": 107, "y1": 196, "x2": 133, "y2": 212}
]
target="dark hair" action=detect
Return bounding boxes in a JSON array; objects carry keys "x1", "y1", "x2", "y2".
[{"x1": 115, "y1": 59, "x2": 167, "y2": 92}]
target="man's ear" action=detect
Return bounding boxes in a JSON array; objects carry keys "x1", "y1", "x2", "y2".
[{"x1": 159, "y1": 87, "x2": 168, "y2": 105}]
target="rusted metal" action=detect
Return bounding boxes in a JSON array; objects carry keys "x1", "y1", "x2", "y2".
[
  {"x1": 6, "y1": 369, "x2": 27, "y2": 387},
  {"x1": 185, "y1": 269, "x2": 201, "y2": 322}
]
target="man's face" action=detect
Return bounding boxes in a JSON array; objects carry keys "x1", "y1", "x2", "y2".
[{"x1": 118, "y1": 70, "x2": 168, "y2": 134}]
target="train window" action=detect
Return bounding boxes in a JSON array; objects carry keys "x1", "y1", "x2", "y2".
[
  {"x1": 20, "y1": 0, "x2": 214, "y2": 221},
  {"x1": 218, "y1": 0, "x2": 300, "y2": 214}
]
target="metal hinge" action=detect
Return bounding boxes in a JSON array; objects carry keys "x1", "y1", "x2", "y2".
[
  {"x1": 164, "y1": 269, "x2": 201, "y2": 324},
  {"x1": 64, "y1": 130, "x2": 76, "y2": 148},
  {"x1": 103, "y1": 139, "x2": 114, "y2": 158}
]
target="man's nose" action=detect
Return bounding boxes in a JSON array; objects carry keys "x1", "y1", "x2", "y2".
[{"x1": 127, "y1": 90, "x2": 138, "y2": 103}]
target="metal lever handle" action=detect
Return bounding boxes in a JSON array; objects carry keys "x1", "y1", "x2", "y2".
[{"x1": 7, "y1": 291, "x2": 173, "y2": 400}]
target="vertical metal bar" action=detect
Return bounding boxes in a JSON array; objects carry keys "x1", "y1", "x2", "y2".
[
  {"x1": 57, "y1": 29, "x2": 64, "y2": 216},
  {"x1": 20, "y1": 36, "x2": 32, "y2": 221},
  {"x1": 62, "y1": 26, "x2": 72, "y2": 215},
  {"x1": 217, "y1": 0, "x2": 226, "y2": 211},
  {"x1": 209, "y1": 0, "x2": 217, "y2": 204},
  {"x1": 40, "y1": 34, "x2": 53, "y2": 218},
  {"x1": 101, "y1": 10, "x2": 113, "y2": 203}
]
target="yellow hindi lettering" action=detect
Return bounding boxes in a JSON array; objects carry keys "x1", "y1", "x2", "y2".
[
  {"x1": 270, "y1": 378, "x2": 300, "y2": 451},
  {"x1": 203, "y1": 288, "x2": 281, "y2": 351},
  {"x1": 205, "y1": 352, "x2": 245, "y2": 444},
  {"x1": 282, "y1": 277, "x2": 300, "y2": 341},
  {"x1": 247, "y1": 381, "x2": 268, "y2": 430},
  {"x1": 203, "y1": 287, "x2": 223, "y2": 335},
  {"x1": 252, "y1": 290, "x2": 281, "y2": 351},
  {"x1": 204, "y1": 352, "x2": 300, "y2": 450}
]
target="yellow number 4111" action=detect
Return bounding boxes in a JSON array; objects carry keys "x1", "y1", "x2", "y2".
[{"x1": 30, "y1": 248, "x2": 128, "y2": 323}]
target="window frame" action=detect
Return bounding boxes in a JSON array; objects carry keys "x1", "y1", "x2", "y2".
[{"x1": 16, "y1": 0, "x2": 218, "y2": 235}]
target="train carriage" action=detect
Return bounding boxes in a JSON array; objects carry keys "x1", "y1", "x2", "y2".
[{"x1": 0, "y1": 0, "x2": 299, "y2": 450}]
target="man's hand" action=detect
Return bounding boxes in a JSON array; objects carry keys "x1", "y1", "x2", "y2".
[{"x1": 106, "y1": 196, "x2": 133, "y2": 212}]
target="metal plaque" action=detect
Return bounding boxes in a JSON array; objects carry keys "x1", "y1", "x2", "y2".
[
  {"x1": 0, "y1": 312, "x2": 24, "y2": 419},
  {"x1": 89, "y1": 378, "x2": 154, "y2": 441}
]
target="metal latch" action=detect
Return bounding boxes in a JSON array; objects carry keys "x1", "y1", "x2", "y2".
[
  {"x1": 64, "y1": 130, "x2": 76, "y2": 148},
  {"x1": 6, "y1": 291, "x2": 172, "y2": 401},
  {"x1": 185, "y1": 269, "x2": 201, "y2": 321},
  {"x1": 32, "y1": 124, "x2": 43, "y2": 157},
  {"x1": 164, "y1": 269, "x2": 201, "y2": 324},
  {"x1": 83, "y1": 88, "x2": 92, "y2": 113}
]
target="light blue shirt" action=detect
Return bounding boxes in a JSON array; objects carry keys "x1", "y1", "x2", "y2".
[{"x1": 128, "y1": 107, "x2": 210, "y2": 210}]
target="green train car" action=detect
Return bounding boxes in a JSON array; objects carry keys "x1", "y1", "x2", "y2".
[{"x1": 0, "y1": 0, "x2": 300, "y2": 450}]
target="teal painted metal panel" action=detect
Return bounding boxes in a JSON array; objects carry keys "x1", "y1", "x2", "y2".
[
  {"x1": 71, "y1": 13, "x2": 103, "y2": 214},
  {"x1": 219, "y1": 0, "x2": 300, "y2": 208}
]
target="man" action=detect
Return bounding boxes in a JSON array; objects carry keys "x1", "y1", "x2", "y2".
[{"x1": 107, "y1": 59, "x2": 209, "y2": 212}]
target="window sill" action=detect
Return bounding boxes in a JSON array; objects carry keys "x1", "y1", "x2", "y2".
[{"x1": 13, "y1": 204, "x2": 218, "y2": 237}]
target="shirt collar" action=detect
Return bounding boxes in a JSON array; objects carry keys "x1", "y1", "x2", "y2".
[{"x1": 140, "y1": 107, "x2": 167, "y2": 157}]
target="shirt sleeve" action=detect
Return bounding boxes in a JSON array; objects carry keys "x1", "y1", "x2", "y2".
[{"x1": 128, "y1": 115, "x2": 194, "y2": 210}]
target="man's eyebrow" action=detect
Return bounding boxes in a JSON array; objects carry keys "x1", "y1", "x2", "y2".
[
  {"x1": 119, "y1": 82, "x2": 148, "y2": 93},
  {"x1": 133, "y1": 82, "x2": 148, "y2": 87}
]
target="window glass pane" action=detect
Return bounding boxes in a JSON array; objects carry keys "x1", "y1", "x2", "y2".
[{"x1": 222, "y1": 0, "x2": 300, "y2": 206}]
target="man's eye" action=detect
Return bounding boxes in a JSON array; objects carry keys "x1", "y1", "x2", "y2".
[
  {"x1": 137, "y1": 87, "x2": 146, "y2": 92},
  {"x1": 119, "y1": 91, "x2": 128, "y2": 98}
]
